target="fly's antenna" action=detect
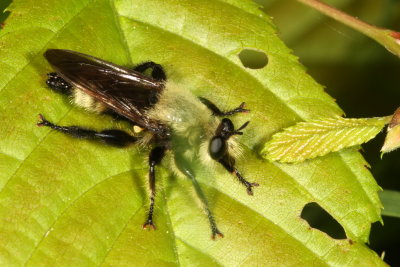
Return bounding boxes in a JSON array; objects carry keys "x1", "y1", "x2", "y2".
[{"x1": 233, "y1": 121, "x2": 250, "y2": 136}]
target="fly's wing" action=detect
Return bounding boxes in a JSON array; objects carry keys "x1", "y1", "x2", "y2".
[{"x1": 44, "y1": 49, "x2": 164, "y2": 131}]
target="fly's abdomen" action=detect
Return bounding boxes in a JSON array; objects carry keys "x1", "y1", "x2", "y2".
[{"x1": 72, "y1": 89, "x2": 107, "y2": 113}]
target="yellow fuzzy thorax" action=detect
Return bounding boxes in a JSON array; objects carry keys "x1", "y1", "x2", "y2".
[{"x1": 146, "y1": 81, "x2": 243, "y2": 166}]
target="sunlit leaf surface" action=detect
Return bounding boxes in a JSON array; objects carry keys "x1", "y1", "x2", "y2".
[{"x1": 0, "y1": 0, "x2": 385, "y2": 266}]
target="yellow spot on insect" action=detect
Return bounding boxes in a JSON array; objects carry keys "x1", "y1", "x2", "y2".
[{"x1": 134, "y1": 125, "x2": 144, "y2": 133}]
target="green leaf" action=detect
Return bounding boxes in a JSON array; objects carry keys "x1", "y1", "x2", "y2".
[
  {"x1": 379, "y1": 190, "x2": 400, "y2": 218},
  {"x1": 262, "y1": 116, "x2": 391, "y2": 163},
  {"x1": 0, "y1": 0, "x2": 385, "y2": 266}
]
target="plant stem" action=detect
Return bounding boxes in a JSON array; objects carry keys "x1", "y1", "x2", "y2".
[{"x1": 297, "y1": 0, "x2": 400, "y2": 57}]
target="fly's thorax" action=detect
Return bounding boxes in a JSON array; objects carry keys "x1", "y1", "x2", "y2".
[
  {"x1": 147, "y1": 81, "x2": 243, "y2": 168},
  {"x1": 146, "y1": 81, "x2": 217, "y2": 137}
]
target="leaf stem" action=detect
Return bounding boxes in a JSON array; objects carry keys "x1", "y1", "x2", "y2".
[{"x1": 296, "y1": 0, "x2": 400, "y2": 57}]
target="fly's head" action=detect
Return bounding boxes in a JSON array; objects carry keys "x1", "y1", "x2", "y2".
[{"x1": 209, "y1": 118, "x2": 249, "y2": 161}]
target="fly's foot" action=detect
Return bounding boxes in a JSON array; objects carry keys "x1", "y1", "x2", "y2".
[
  {"x1": 246, "y1": 182, "x2": 259, "y2": 196},
  {"x1": 143, "y1": 219, "x2": 156, "y2": 230},
  {"x1": 211, "y1": 228, "x2": 224, "y2": 240},
  {"x1": 234, "y1": 102, "x2": 250, "y2": 114},
  {"x1": 37, "y1": 114, "x2": 53, "y2": 127}
]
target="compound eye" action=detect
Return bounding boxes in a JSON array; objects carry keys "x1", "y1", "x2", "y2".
[{"x1": 209, "y1": 136, "x2": 227, "y2": 160}]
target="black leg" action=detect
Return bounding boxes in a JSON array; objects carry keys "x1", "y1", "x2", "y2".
[
  {"x1": 218, "y1": 156, "x2": 259, "y2": 195},
  {"x1": 134, "y1": 61, "x2": 166, "y2": 81},
  {"x1": 143, "y1": 146, "x2": 166, "y2": 230},
  {"x1": 199, "y1": 97, "x2": 249, "y2": 116},
  {"x1": 46, "y1": 73, "x2": 73, "y2": 95},
  {"x1": 37, "y1": 114, "x2": 137, "y2": 147}
]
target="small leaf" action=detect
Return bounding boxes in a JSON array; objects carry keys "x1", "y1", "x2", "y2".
[
  {"x1": 263, "y1": 116, "x2": 391, "y2": 163},
  {"x1": 381, "y1": 107, "x2": 400, "y2": 153}
]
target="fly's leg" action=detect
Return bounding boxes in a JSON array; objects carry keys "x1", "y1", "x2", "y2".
[
  {"x1": 37, "y1": 114, "x2": 137, "y2": 147},
  {"x1": 134, "y1": 61, "x2": 166, "y2": 81},
  {"x1": 198, "y1": 97, "x2": 249, "y2": 116},
  {"x1": 37, "y1": 115, "x2": 168, "y2": 231},
  {"x1": 218, "y1": 156, "x2": 259, "y2": 195},
  {"x1": 143, "y1": 146, "x2": 167, "y2": 230}
]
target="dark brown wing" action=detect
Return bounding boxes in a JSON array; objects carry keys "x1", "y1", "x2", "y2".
[{"x1": 44, "y1": 49, "x2": 165, "y2": 132}]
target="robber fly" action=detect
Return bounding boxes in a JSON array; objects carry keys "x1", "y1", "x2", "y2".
[{"x1": 38, "y1": 49, "x2": 259, "y2": 239}]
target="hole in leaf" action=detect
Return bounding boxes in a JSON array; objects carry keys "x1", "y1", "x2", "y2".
[
  {"x1": 238, "y1": 49, "x2": 268, "y2": 69},
  {"x1": 301, "y1": 202, "x2": 346, "y2": 239}
]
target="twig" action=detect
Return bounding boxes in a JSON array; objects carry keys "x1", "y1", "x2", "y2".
[{"x1": 297, "y1": 0, "x2": 400, "y2": 57}]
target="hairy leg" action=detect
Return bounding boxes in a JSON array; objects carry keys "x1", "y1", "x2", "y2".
[
  {"x1": 143, "y1": 146, "x2": 167, "y2": 230},
  {"x1": 218, "y1": 156, "x2": 259, "y2": 195},
  {"x1": 199, "y1": 97, "x2": 249, "y2": 116},
  {"x1": 134, "y1": 61, "x2": 166, "y2": 81},
  {"x1": 37, "y1": 114, "x2": 137, "y2": 147}
]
